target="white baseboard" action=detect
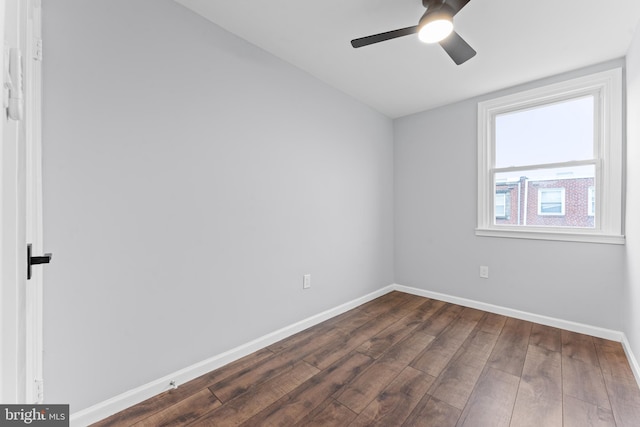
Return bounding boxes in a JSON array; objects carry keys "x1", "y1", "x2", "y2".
[
  {"x1": 621, "y1": 335, "x2": 640, "y2": 387},
  {"x1": 70, "y1": 285, "x2": 395, "y2": 426},
  {"x1": 391, "y1": 284, "x2": 624, "y2": 341}
]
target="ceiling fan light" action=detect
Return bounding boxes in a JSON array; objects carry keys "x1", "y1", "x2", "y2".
[
  {"x1": 418, "y1": 19, "x2": 453, "y2": 43},
  {"x1": 418, "y1": 4, "x2": 454, "y2": 44}
]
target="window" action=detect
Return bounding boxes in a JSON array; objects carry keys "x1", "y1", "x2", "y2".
[
  {"x1": 495, "y1": 193, "x2": 507, "y2": 218},
  {"x1": 477, "y1": 68, "x2": 623, "y2": 244},
  {"x1": 538, "y1": 188, "x2": 565, "y2": 215},
  {"x1": 588, "y1": 186, "x2": 595, "y2": 217}
]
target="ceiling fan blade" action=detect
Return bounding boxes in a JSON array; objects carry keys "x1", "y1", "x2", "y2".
[
  {"x1": 351, "y1": 26, "x2": 418, "y2": 48},
  {"x1": 439, "y1": 31, "x2": 476, "y2": 65},
  {"x1": 447, "y1": 0, "x2": 471, "y2": 15}
]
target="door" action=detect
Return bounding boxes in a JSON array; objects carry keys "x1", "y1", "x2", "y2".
[{"x1": 0, "y1": 0, "x2": 44, "y2": 404}]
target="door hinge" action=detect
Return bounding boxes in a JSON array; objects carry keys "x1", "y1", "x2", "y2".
[
  {"x1": 34, "y1": 379, "x2": 44, "y2": 403},
  {"x1": 4, "y1": 47, "x2": 24, "y2": 121},
  {"x1": 33, "y1": 38, "x2": 42, "y2": 61}
]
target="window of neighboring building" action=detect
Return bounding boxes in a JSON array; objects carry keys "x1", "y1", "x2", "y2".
[
  {"x1": 588, "y1": 186, "x2": 595, "y2": 217},
  {"x1": 476, "y1": 68, "x2": 623, "y2": 244},
  {"x1": 538, "y1": 188, "x2": 565, "y2": 215},
  {"x1": 495, "y1": 192, "x2": 507, "y2": 218}
]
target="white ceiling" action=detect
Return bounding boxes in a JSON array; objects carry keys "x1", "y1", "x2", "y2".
[{"x1": 175, "y1": 0, "x2": 640, "y2": 118}]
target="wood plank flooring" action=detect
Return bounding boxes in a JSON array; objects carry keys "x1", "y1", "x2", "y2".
[{"x1": 92, "y1": 292, "x2": 640, "y2": 426}]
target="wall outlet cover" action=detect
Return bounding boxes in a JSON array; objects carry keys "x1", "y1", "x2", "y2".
[{"x1": 480, "y1": 266, "x2": 489, "y2": 279}]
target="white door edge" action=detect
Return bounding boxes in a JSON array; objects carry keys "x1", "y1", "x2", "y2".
[
  {"x1": 25, "y1": 0, "x2": 43, "y2": 404},
  {"x1": 0, "y1": 0, "x2": 43, "y2": 404}
]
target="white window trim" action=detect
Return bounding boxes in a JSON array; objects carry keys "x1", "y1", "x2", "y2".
[
  {"x1": 538, "y1": 188, "x2": 565, "y2": 216},
  {"x1": 476, "y1": 68, "x2": 624, "y2": 244}
]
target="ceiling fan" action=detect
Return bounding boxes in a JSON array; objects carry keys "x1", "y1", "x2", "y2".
[{"x1": 351, "y1": 0, "x2": 476, "y2": 65}]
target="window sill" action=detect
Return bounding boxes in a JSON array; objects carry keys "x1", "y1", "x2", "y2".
[{"x1": 475, "y1": 228, "x2": 625, "y2": 245}]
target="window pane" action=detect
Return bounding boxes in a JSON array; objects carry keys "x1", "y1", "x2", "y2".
[
  {"x1": 539, "y1": 189, "x2": 564, "y2": 215},
  {"x1": 495, "y1": 193, "x2": 506, "y2": 217},
  {"x1": 495, "y1": 96, "x2": 594, "y2": 168},
  {"x1": 494, "y1": 165, "x2": 595, "y2": 228},
  {"x1": 541, "y1": 190, "x2": 562, "y2": 203}
]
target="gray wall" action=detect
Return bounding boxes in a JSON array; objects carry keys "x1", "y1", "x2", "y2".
[
  {"x1": 394, "y1": 59, "x2": 626, "y2": 331},
  {"x1": 42, "y1": 0, "x2": 394, "y2": 411},
  {"x1": 624, "y1": 24, "x2": 640, "y2": 365}
]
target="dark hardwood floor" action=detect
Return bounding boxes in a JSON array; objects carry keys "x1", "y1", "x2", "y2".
[{"x1": 92, "y1": 291, "x2": 640, "y2": 426}]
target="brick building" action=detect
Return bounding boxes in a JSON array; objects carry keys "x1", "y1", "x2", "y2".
[{"x1": 495, "y1": 176, "x2": 595, "y2": 228}]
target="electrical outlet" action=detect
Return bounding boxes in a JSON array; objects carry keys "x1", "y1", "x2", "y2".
[
  {"x1": 303, "y1": 274, "x2": 311, "y2": 289},
  {"x1": 480, "y1": 266, "x2": 489, "y2": 279}
]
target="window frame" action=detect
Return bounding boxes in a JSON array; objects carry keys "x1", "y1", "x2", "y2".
[{"x1": 476, "y1": 68, "x2": 623, "y2": 244}]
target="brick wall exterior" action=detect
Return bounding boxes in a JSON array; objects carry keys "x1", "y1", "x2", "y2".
[{"x1": 495, "y1": 177, "x2": 594, "y2": 228}]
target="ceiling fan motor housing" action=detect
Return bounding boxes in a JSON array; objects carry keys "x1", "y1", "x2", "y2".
[
  {"x1": 419, "y1": 3, "x2": 455, "y2": 27},
  {"x1": 423, "y1": 0, "x2": 448, "y2": 9}
]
